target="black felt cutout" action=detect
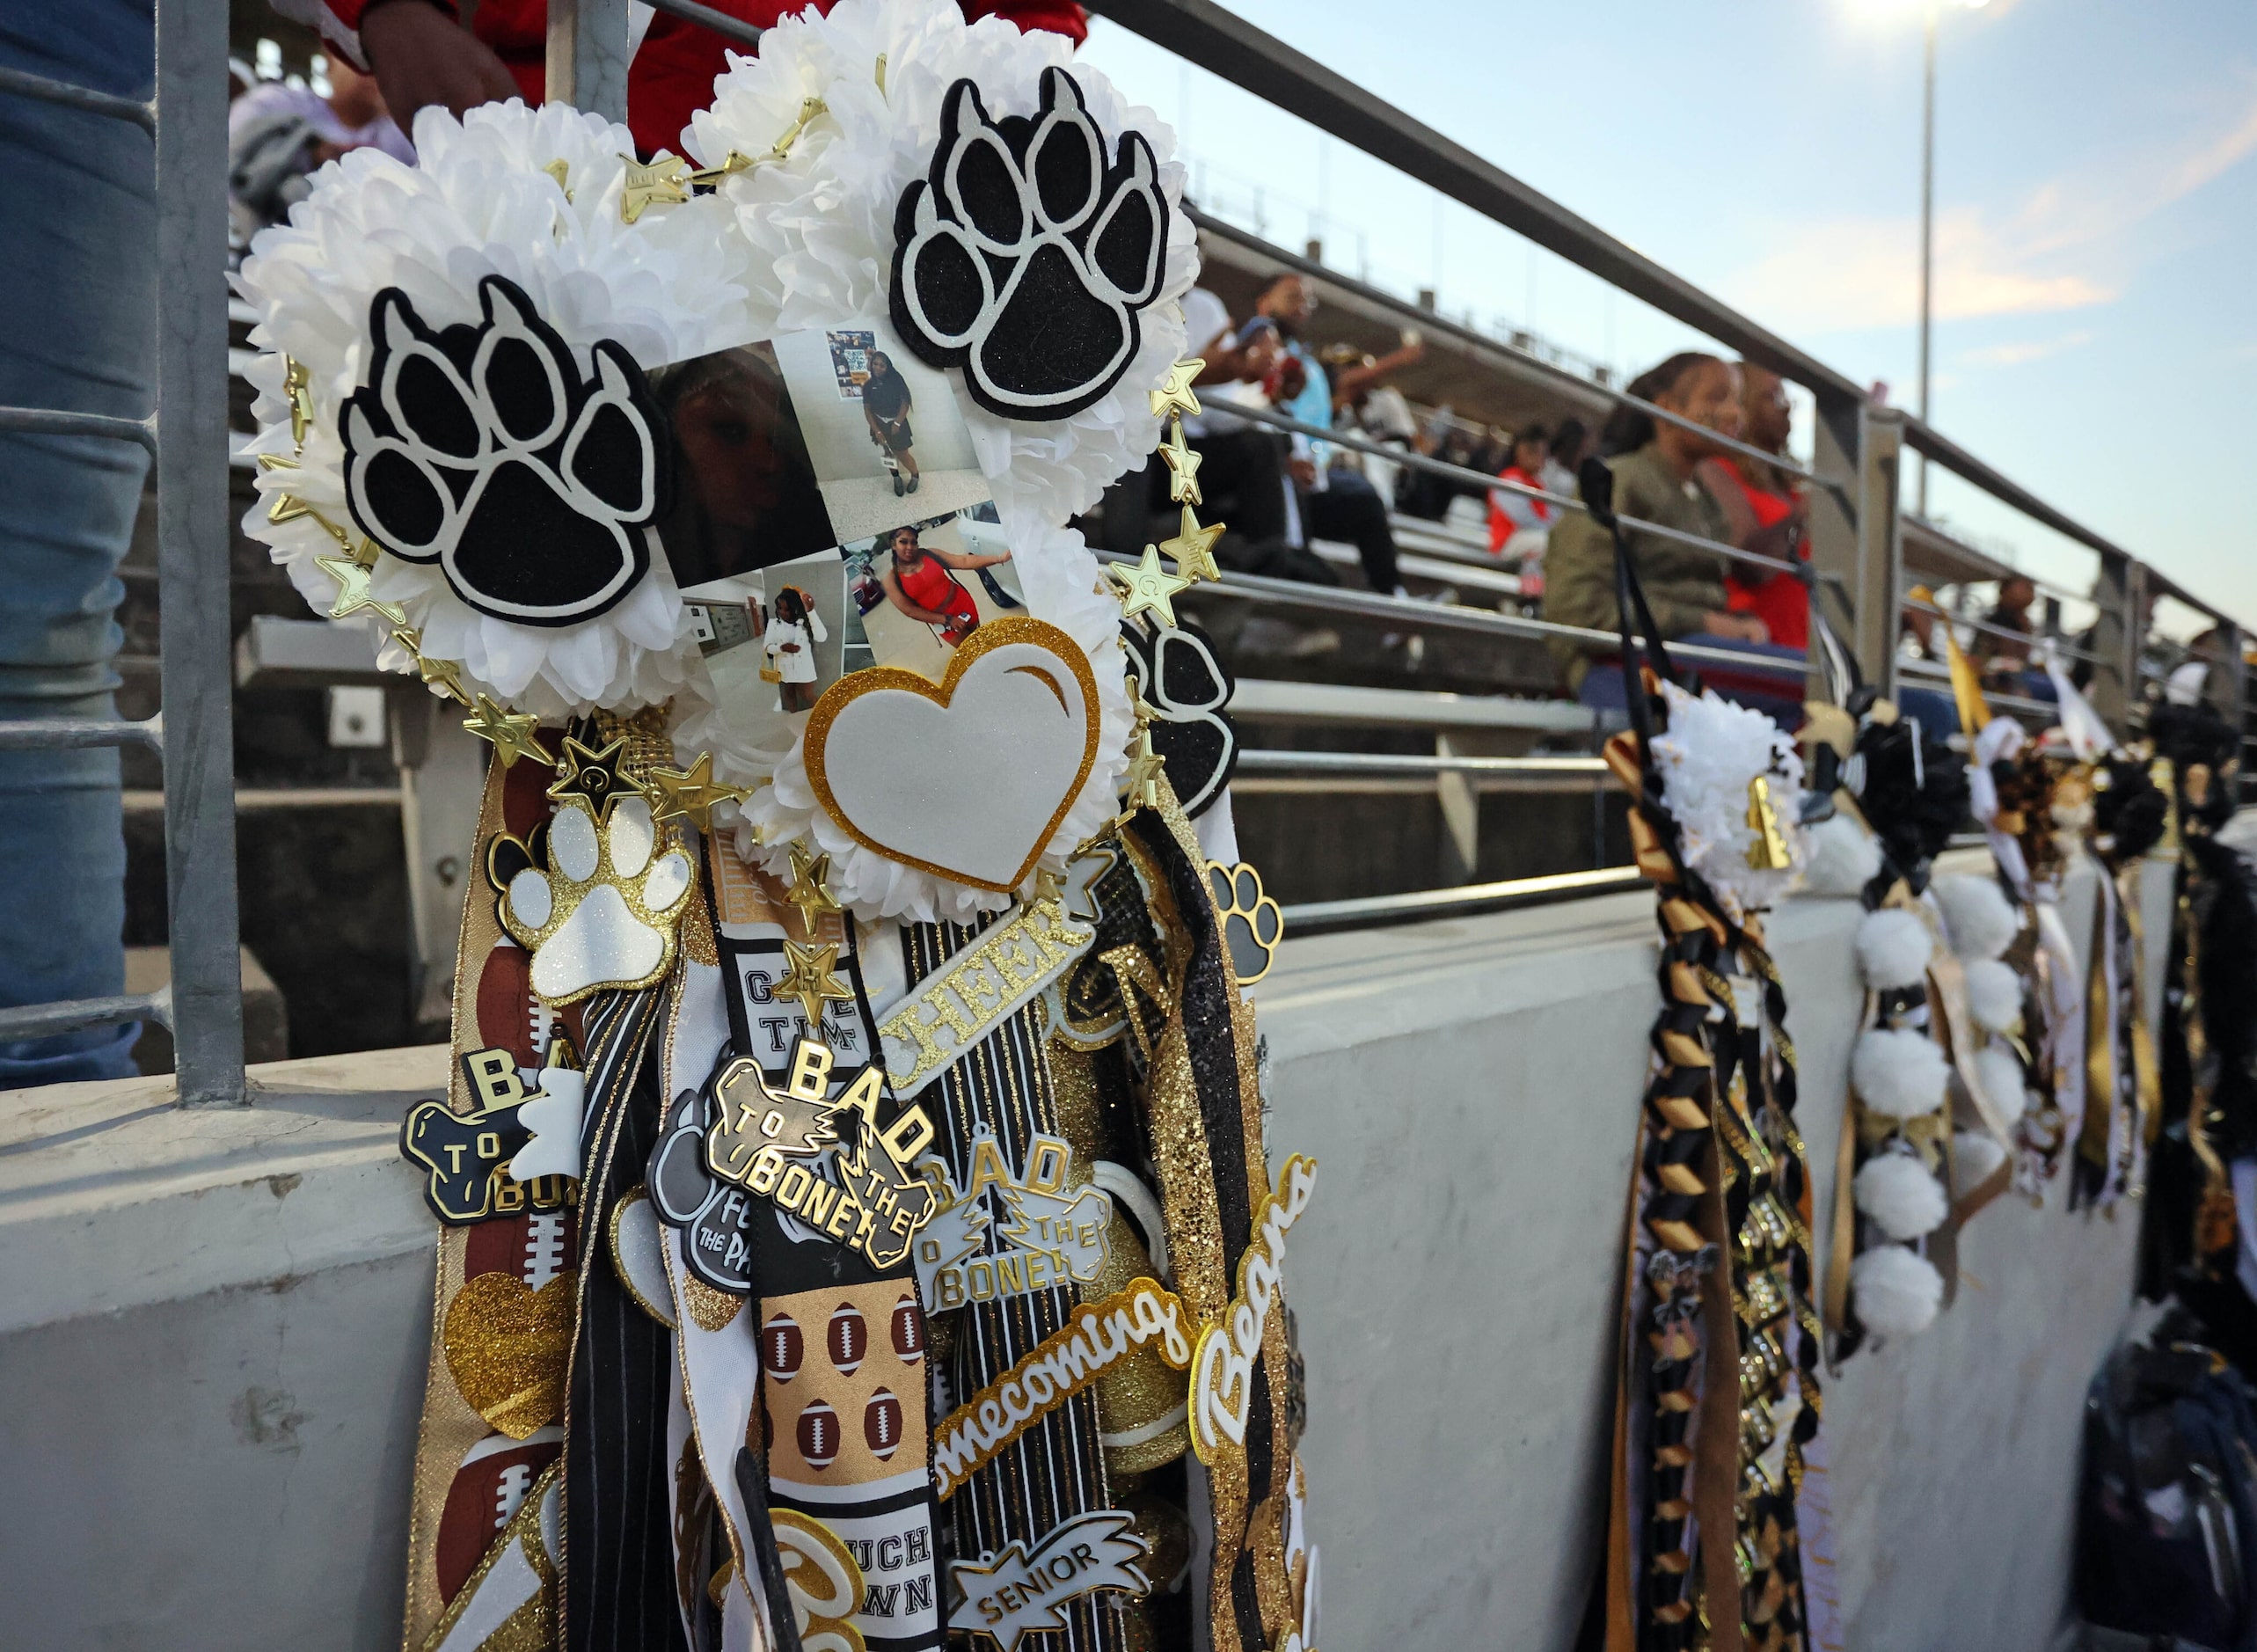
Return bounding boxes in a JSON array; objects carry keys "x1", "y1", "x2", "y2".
[
  {"x1": 890, "y1": 67, "x2": 1168, "y2": 422},
  {"x1": 1120, "y1": 615, "x2": 1237, "y2": 817},
  {"x1": 341, "y1": 274, "x2": 668, "y2": 627}
]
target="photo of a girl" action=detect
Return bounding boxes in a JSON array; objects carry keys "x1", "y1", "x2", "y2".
[
  {"x1": 861, "y1": 348, "x2": 919, "y2": 497},
  {"x1": 878, "y1": 525, "x2": 1012, "y2": 649},
  {"x1": 648, "y1": 345, "x2": 840, "y2": 587},
  {"x1": 763, "y1": 584, "x2": 829, "y2": 713}
]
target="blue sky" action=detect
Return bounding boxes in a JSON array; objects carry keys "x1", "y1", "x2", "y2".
[{"x1": 1078, "y1": 0, "x2": 2257, "y2": 635}]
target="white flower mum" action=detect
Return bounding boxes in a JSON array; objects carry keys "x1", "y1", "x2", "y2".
[
  {"x1": 681, "y1": 0, "x2": 1185, "y2": 919},
  {"x1": 1649, "y1": 681, "x2": 1808, "y2": 918},
  {"x1": 233, "y1": 99, "x2": 757, "y2": 718}
]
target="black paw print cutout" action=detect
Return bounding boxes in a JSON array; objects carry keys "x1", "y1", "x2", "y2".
[
  {"x1": 890, "y1": 67, "x2": 1169, "y2": 421},
  {"x1": 647, "y1": 1066, "x2": 761, "y2": 1296},
  {"x1": 342, "y1": 274, "x2": 667, "y2": 626},
  {"x1": 1121, "y1": 616, "x2": 1237, "y2": 818},
  {"x1": 1206, "y1": 860, "x2": 1282, "y2": 985}
]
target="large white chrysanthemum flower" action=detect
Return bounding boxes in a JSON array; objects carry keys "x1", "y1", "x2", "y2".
[
  {"x1": 1649, "y1": 681, "x2": 1808, "y2": 919},
  {"x1": 233, "y1": 99, "x2": 756, "y2": 717},
  {"x1": 681, "y1": 0, "x2": 1193, "y2": 920}
]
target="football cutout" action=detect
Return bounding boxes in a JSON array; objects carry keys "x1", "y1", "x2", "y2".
[
  {"x1": 827, "y1": 1302, "x2": 867, "y2": 1376},
  {"x1": 762, "y1": 1313, "x2": 804, "y2": 1384},
  {"x1": 797, "y1": 1400, "x2": 841, "y2": 1470},
  {"x1": 864, "y1": 1389, "x2": 904, "y2": 1460},
  {"x1": 464, "y1": 1209, "x2": 574, "y2": 1291},
  {"x1": 890, "y1": 1294, "x2": 924, "y2": 1364},
  {"x1": 474, "y1": 939, "x2": 547, "y2": 1070},
  {"x1": 434, "y1": 1428, "x2": 561, "y2": 1605}
]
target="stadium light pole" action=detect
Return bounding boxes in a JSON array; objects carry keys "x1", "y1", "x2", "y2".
[{"x1": 1914, "y1": 0, "x2": 1989, "y2": 517}]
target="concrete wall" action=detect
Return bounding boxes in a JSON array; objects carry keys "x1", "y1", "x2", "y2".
[{"x1": 0, "y1": 853, "x2": 2172, "y2": 1648}]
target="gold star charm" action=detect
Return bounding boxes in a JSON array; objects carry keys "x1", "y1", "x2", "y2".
[
  {"x1": 317, "y1": 553, "x2": 408, "y2": 625},
  {"x1": 548, "y1": 731, "x2": 640, "y2": 823},
  {"x1": 540, "y1": 157, "x2": 573, "y2": 201},
  {"x1": 1158, "y1": 419, "x2": 1203, "y2": 505},
  {"x1": 413, "y1": 650, "x2": 471, "y2": 705},
  {"x1": 1123, "y1": 721, "x2": 1167, "y2": 811},
  {"x1": 783, "y1": 841, "x2": 843, "y2": 933},
  {"x1": 464, "y1": 695, "x2": 553, "y2": 771},
  {"x1": 774, "y1": 937, "x2": 854, "y2": 1030},
  {"x1": 283, "y1": 355, "x2": 315, "y2": 450},
  {"x1": 1109, "y1": 545, "x2": 1194, "y2": 630},
  {"x1": 1159, "y1": 504, "x2": 1224, "y2": 584},
  {"x1": 617, "y1": 153, "x2": 690, "y2": 223},
  {"x1": 687, "y1": 150, "x2": 754, "y2": 189},
  {"x1": 1148, "y1": 358, "x2": 1204, "y2": 421},
  {"x1": 645, "y1": 750, "x2": 749, "y2": 831}
]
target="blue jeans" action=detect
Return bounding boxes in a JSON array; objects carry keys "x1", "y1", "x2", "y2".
[{"x1": 0, "y1": 0, "x2": 155, "y2": 1085}]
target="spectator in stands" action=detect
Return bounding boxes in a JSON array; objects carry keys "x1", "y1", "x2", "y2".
[
  {"x1": 1175, "y1": 285, "x2": 1308, "y2": 574},
  {"x1": 1325, "y1": 330, "x2": 1424, "y2": 507},
  {"x1": 1698, "y1": 363, "x2": 1809, "y2": 650},
  {"x1": 229, "y1": 55, "x2": 411, "y2": 239},
  {"x1": 0, "y1": 0, "x2": 152, "y2": 1085},
  {"x1": 1486, "y1": 425, "x2": 1555, "y2": 596},
  {"x1": 324, "y1": 0, "x2": 1085, "y2": 157},
  {"x1": 1971, "y1": 574, "x2": 2037, "y2": 677},
  {"x1": 1541, "y1": 417, "x2": 1587, "y2": 499},
  {"x1": 1246, "y1": 274, "x2": 1406, "y2": 597},
  {"x1": 1545, "y1": 352, "x2": 1806, "y2": 720}
]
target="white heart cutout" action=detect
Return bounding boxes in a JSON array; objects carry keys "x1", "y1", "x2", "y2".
[{"x1": 803, "y1": 617, "x2": 1102, "y2": 893}]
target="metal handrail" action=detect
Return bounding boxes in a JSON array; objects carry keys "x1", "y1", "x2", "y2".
[
  {"x1": 1895, "y1": 657, "x2": 2058, "y2": 720},
  {"x1": 0, "y1": 715, "x2": 162, "y2": 753},
  {"x1": 645, "y1": 0, "x2": 765, "y2": 52},
  {"x1": 1278, "y1": 866, "x2": 1647, "y2": 936},
  {"x1": 1235, "y1": 750, "x2": 1610, "y2": 778},
  {"x1": 0, "y1": 62, "x2": 154, "y2": 132},
  {"x1": 1207, "y1": 395, "x2": 1821, "y2": 582},
  {"x1": 1098, "y1": 550, "x2": 1803, "y2": 676},
  {"x1": 1902, "y1": 596, "x2": 2104, "y2": 667},
  {"x1": 1187, "y1": 207, "x2": 1845, "y2": 499}
]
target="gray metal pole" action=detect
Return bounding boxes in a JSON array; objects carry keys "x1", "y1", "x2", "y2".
[
  {"x1": 155, "y1": 0, "x2": 246, "y2": 1105},
  {"x1": 548, "y1": 0, "x2": 632, "y2": 121},
  {"x1": 1917, "y1": 10, "x2": 1935, "y2": 518}
]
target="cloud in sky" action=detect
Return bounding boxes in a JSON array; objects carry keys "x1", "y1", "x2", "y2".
[
  {"x1": 1959, "y1": 329, "x2": 2095, "y2": 368},
  {"x1": 1721, "y1": 86, "x2": 2257, "y2": 336}
]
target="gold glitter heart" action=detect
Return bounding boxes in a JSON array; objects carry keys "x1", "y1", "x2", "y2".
[{"x1": 442, "y1": 1269, "x2": 576, "y2": 1439}]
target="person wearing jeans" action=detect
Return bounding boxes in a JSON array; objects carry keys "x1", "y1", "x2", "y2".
[{"x1": 0, "y1": 0, "x2": 154, "y2": 1085}]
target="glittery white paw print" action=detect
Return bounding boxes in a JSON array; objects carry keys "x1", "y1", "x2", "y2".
[{"x1": 497, "y1": 792, "x2": 692, "y2": 1004}]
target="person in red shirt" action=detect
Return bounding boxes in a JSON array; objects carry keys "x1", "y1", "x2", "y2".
[
  {"x1": 1486, "y1": 424, "x2": 1556, "y2": 596},
  {"x1": 1698, "y1": 363, "x2": 1810, "y2": 651},
  {"x1": 302, "y1": 0, "x2": 1087, "y2": 158}
]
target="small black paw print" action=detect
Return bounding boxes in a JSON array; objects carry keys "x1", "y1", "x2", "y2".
[
  {"x1": 1121, "y1": 616, "x2": 1237, "y2": 818},
  {"x1": 890, "y1": 67, "x2": 1169, "y2": 420},
  {"x1": 647, "y1": 1066, "x2": 762, "y2": 1295},
  {"x1": 1207, "y1": 860, "x2": 1282, "y2": 985},
  {"x1": 343, "y1": 274, "x2": 666, "y2": 626}
]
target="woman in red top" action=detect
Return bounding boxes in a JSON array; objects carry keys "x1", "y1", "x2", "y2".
[
  {"x1": 877, "y1": 525, "x2": 1012, "y2": 649},
  {"x1": 1486, "y1": 425, "x2": 1557, "y2": 598},
  {"x1": 330, "y1": 0, "x2": 1086, "y2": 160},
  {"x1": 1699, "y1": 366, "x2": 1810, "y2": 651}
]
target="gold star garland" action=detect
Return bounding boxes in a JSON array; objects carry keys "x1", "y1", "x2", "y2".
[
  {"x1": 621, "y1": 98, "x2": 831, "y2": 223},
  {"x1": 547, "y1": 731, "x2": 640, "y2": 825},
  {"x1": 1099, "y1": 358, "x2": 1242, "y2": 813}
]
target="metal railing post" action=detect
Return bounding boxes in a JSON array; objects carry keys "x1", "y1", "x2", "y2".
[
  {"x1": 2089, "y1": 552, "x2": 2133, "y2": 727},
  {"x1": 548, "y1": 0, "x2": 632, "y2": 120},
  {"x1": 155, "y1": 0, "x2": 245, "y2": 1104},
  {"x1": 1807, "y1": 391, "x2": 1895, "y2": 700}
]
